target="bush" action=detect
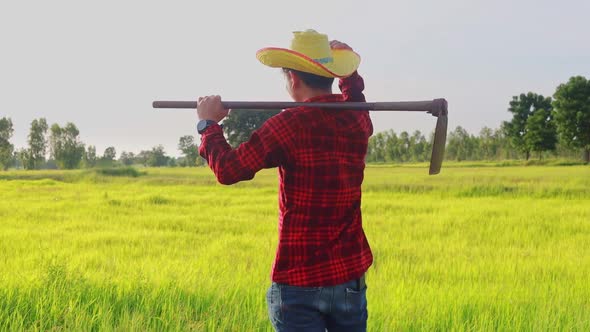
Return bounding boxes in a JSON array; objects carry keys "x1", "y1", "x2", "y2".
[{"x1": 94, "y1": 167, "x2": 145, "y2": 177}]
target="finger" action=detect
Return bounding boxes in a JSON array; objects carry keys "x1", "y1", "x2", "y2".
[
  {"x1": 214, "y1": 95, "x2": 223, "y2": 108},
  {"x1": 331, "y1": 41, "x2": 352, "y2": 50}
]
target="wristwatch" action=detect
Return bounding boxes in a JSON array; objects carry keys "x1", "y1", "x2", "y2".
[{"x1": 197, "y1": 120, "x2": 217, "y2": 134}]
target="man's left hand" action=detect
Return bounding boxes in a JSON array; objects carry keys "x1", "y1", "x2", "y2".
[
  {"x1": 197, "y1": 95, "x2": 230, "y2": 123},
  {"x1": 330, "y1": 40, "x2": 353, "y2": 51}
]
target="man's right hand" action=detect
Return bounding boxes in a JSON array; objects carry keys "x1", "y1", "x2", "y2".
[{"x1": 197, "y1": 95, "x2": 230, "y2": 123}]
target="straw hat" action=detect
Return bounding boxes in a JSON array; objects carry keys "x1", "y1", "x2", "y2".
[{"x1": 256, "y1": 29, "x2": 360, "y2": 78}]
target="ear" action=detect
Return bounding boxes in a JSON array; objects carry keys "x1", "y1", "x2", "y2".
[{"x1": 288, "y1": 71, "x2": 300, "y2": 90}]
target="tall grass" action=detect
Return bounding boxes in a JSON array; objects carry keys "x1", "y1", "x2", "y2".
[{"x1": 0, "y1": 165, "x2": 589, "y2": 331}]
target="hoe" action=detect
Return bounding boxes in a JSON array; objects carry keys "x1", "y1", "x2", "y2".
[{"x1": 153, "y1": 99, "x2": 448, "y2": 175}]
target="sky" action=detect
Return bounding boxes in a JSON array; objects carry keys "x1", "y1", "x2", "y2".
[{"x1": 1, "y1": 0, "x2": 589, "y2": 157}]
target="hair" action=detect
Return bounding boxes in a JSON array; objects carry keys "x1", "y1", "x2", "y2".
[{"x1": 282, "y1": 68, "x2": 334, "y2": 90}]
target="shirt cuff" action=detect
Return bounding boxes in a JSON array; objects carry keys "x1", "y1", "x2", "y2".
[
  {"x1": 200, "y1": 122, "x2": 223, "y2": 137},
  {"x1": 199, "y1": 123, "x2": 224, "y2": 157}
]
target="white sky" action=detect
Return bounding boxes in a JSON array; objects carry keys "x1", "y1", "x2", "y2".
[{"x1": 1, "y1": 0, "x2": 589, "y2": 157}]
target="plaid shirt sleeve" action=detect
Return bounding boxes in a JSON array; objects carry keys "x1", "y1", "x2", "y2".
[
  {"x1": 200, "y1": 71, "x2": 365, "y2": 184},
  {"x1": 339, "y1": 71, "x2": 366, "y2": 103},
  {"x1": 198, "y1": 112, "x2": 298, "y2": 185}
]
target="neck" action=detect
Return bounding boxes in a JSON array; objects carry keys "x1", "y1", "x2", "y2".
[{"x1": 297, "y1": 88, "x2": 332, "y2": 102}]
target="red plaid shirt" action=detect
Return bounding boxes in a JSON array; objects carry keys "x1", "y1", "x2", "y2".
[{"x1": 199, "y1": 72, "x2": 373, "y2": 287}]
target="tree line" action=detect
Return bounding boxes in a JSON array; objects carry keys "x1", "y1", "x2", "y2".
[
  {"x1": 0, "y1": 109, "x2": 279, "y2": 170},
  {"x1": 0, "y1": 117, "x2": 200, "y2": 170},
  {"x1": 368, "y1": 76, "x2": 590, "y2": 163},
  {"x1": 0, "y1": 76, "x2": 588, "y2": 171}
]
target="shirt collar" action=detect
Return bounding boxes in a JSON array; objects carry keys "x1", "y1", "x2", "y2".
[{"x1": 303, "y1": 94, "x2": 343, "y2": 103}]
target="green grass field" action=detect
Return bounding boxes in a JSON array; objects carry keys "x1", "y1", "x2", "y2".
[{"x1": 1, "y1": 165, "x2": 589, "y2": 331}]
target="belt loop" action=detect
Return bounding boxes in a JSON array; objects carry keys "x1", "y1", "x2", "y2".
[{"x1": 356, "y1": 274, "x2": 366, "y2": 291}]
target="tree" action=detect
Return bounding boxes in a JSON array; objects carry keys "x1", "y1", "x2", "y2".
[
  {"x1": 553, "y1": 76, "x2": 590, "y2": 163},
  {"x1": 498, "y1": 122, "x2": 519, "y2": 160},
  {"x1": 409, "y1": 130, "x2": 429, "y2": 162},
  {"x1": 222, "y1": 109, "x2": 281, "y2": 147},
  {"x1": 146, "y1": 145, "x2": 169, "y2": 167},
  {"x1": 18, "y1": 118, "x2": 49, "y2": 170},
  {"x1": 11, "y1": 150, "x2": 20, "y2": 169},
  {"x1": 0, "y1": 117, "x2": 14, "y2": 170},
  {"x1": 178, "y1": 135, "x2": 200, "y2": 167},
  {"x1": 383, "y1": 130, "x2": 399, "y2": 162},
  {"x1": 49, "y1": 123, "x2": 85, "y2": 169},
  {"x1": 135, "y1": 150, "x2": 151, "y2": 166},
  {"x1": 367, "y1": 132, "x2": 386, "y2": 162},
  {"x1": 84, "y1": 145, "x2": 97, "y2": 168},
  {"x1": 478, "y1": 127, "x2": 496, "y2": 160},
  {"x1": 24, "y1": 118, "x2": 49, "y2": 169},
  {"x1": 119, "y1": 151, "x2": 135, "y2": 166},
  {"x1": 102, "y1": 146, "x2": 117, "y2": 162},
  {"x1": 503, "y1": 92, "x2": 552, "y2": 160},
  {"x1": 524, "y1": 108, "x2": 557, "y2": 159},
  {"x1": 17, "y1": 149, "x2": 31, "y2": 169},
  {"x1": 446, "y1": 126, "x2": 477, "y2": 161}
]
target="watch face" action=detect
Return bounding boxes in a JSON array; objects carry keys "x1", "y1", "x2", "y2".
[
  {"x1": 198, "y1": 120, "x2": 216, "y2": 134},
  {"x1": 197, "y1": 120, "x2": 208, "y2": 133}
]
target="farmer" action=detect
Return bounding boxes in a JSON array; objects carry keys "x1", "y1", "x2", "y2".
[{"x1": 196, "y1": 29, "x2": 373, "y2": 332}]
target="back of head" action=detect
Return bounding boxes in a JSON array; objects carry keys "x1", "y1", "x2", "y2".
[
  {"x1": 283, "y1": 68, "x2": 334, "y2": 90},
  {"x1": 283, "y1": 68, "x2": 334, "y2": 101}
]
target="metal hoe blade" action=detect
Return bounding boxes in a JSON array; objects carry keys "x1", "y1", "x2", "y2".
[
  {"x1": 429, "y1": 114, "x2": 448, "y2": 175},
  {"x1": 153, "y1": 99, "x2": 449, "y2": 175}
]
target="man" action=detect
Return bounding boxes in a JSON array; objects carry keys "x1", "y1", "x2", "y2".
[{"x1": 196, "y1": 30, "x2": 373, "y2": 332}]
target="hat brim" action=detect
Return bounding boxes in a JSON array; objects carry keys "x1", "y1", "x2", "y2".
[{"x1": 256, "y1": 47, "x2": 361, "y2": 78}]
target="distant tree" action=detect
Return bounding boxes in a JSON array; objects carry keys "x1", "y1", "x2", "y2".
[
  {"x1": 524, "y1": 108, "x2": 557, "y2": 159},
  {"x1": 410, "y1": 130, "x2": 429, "y2": 162},
  {"x1": 18, "y1": 149, "x2": 32, "y2": 170},
  {"x1": 146, "y1": 145, "x2": 169, "y2": 167},
  {"x1": 367, "y1": 132, "x2": 386, "y2": 162},
  {"x1": 178, "y1": 135, "x2": 199, "y2": 167},
  {"x1": 553, "y1": 76, "x2": 590, "y2": 163},
  {"x1": 135, "y1": 150, "x2": 150, "y2": 166},
  {"x1": 24, "y1": 118, "x2": 49, "y2": 169},
  {"x1": 223, "y1": 109, "x2": 281, "y2": 147},
  {"x1": 398, "y1": 131, "x2": 411, "y2": 162},
  {"x1": 383, "y1": 130, "x2": 399, "y2": 162},
  {"x1": 498, "y1": 122, "x2": 519, "y2": 159},
  {"x1": 478, "y1": 127, "x2": 496, "y2": 160},
  {"x1": 49, "y1": 123, "x2": 85, "y2": 169},
  {"x1": 119, "y1": 151, "x2": 135, "y2": 166},
  {"x1": 368, "y1": 129, "x2": 430, "y2": 163},
  {"x1": 503, "y1": 92, "x2": 552, "y2": 160},
  {"x1": 11, "y1": 150, "x2": 20, "y2": 169},
  {"x1": 102, "y1": 146, "x2": 117, "y2": 162},
  {"x1": 446, "y1": 126, "x2": 477, "y2": 161},
  {"x1": 84, "y1": 145, "x2": 97, "y2": 168},
  {"x1": 0, "y1": 117, "x2": 15, "y2": 170}
]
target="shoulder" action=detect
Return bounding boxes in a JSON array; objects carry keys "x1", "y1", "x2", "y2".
[
  {"x1": 264, "y1": 108, "x2": 305, "y2": 129},
  {"x1": 255, "y1": 109, "x2": 303, "y2": 143}
]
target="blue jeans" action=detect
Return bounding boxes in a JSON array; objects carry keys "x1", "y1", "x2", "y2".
[{"x1": 266, "y1": 277, "x2": 368, "y2": 332}]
